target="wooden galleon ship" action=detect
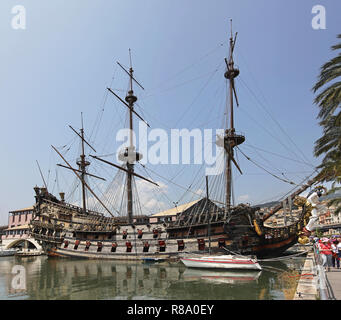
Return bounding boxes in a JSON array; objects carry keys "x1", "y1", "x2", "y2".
[{"x1": 29, "y1": 25, "x2": 321, "y2": 260}]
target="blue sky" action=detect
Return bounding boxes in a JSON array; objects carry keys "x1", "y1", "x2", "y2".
[{"x1": 0, "y1": 0, "x2": 340, "y2": 224}]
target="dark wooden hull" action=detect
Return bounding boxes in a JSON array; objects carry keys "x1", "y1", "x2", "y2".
[
  {"x1": 37, "y1": 229, "x2": 298, "y2": 260},
  {"x1": 30, "y1": 195, "x2": 304, "y2": 261}
]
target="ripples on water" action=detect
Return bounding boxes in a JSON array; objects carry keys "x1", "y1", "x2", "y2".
[{"x1": 0, "y1": 255, "x2": 306, "y2": 300}]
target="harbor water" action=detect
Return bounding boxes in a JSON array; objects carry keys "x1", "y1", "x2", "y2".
[{"x1": 0, "y1": 254, "x2": 306, "y2": 300}]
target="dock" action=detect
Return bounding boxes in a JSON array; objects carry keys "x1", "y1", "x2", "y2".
[
  {"x1": 293, "y1": 244, "x2": 340, "y2": 300},
  {"x1": 293, "y1": 250, "x2": 318, "y2": 300}
]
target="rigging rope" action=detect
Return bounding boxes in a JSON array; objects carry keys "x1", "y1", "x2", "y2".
[
  {"x1": 236, "y1": 146, "x2": 299, "y2": 186},
  {"x1": 243, "y1": 143, "x2": 314, "y2": 168},
  {"x1": 241, "y1": 79, "x2": 314, "y2": 167},
  {"x1": 236, "y1": 52, "x2": 315, "y2": 168},
  {"x1": 145, "y1": 42, "x2": 225, "y2": 94}
]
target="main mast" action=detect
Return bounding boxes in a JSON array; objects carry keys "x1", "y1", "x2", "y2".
[
  {"x1": 91, "y1": 51, "x2": 157, "y2": 222},
  {"x1": 125, "y1": 53, "x2": 138, "y2": 224},
  {"x1": 115, "y1": 49, "x2": 143, "y2": 224},
  {"x1": 223, "y1": 21, "x2": 244, "y2": 214}
]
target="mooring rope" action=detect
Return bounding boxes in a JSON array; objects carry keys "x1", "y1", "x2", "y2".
[
  {"x1": 257, "y1": 250, "x2": 309, "y2": 262},
  {"x1": 222, "y1": 245, "x2": 309, "y2": 262}
]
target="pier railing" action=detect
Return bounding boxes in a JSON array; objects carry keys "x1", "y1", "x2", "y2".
[{"x1": 312, "y1": 243, "x2": 335, "y2": 300}]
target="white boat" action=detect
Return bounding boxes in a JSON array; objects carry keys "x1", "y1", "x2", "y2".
[
  {"x1": 0, "y1": 247, "x2": 17, "y2": 257},
  {"x1": 15, "y1": 249, "x2": 43, "y2": 257},
  {"x1": 183, "y1": 268, "x2": 262, "y2": 284},
  {"x1": 180, "y1": 254, "x2": 262, "y2": 271}
]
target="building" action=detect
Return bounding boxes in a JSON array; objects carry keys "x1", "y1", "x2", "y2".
[
  {"x1": 317, "y1": 202, "x2": 341, "y2": 236},
  {"x1": 1, "y1": 206, "x2": 41, "y2": 250},
  {"x1": 0, "y1": 225, "x2": 7, "y2": 245}
]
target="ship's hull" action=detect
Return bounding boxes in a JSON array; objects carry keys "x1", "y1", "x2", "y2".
[
  {"x1": 35, "y1": 224, "x2": 299, "y2": 261},
  {"x1": 249, "y1": 235, "x2": 298, "y2": 258},
  {"x1": 30, "y1": 193, "x2": 305, "y2": 261}
]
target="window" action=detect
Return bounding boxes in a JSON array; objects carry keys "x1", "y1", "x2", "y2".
[
  {"x1": 153, "y1": 229, "x2": 159, "y2": 239},
  {"x1": 158, "y1": 240, "x2": 166, "y2": 252},
  {"x1": 143, "y1": 242, "x2": 150, "y2": 252},
  {"x1": 177, "y1": 240, "x2": 184, "y2": 251},
  {"x1": 197, "y1": 239, "x2": 205, "y2": 251},
  {"x1": 126, "y1": 242, "x2": 132, "y2": 253},
  {"x1": 111, "y1": 243, "x2": 117, "y2": 252},
  {"x1": 85, "y1": 241, "x2": 91, "y2": 251},
  {"x1": 218, "y1": 238, "x2": 226, "y2": 248},
  {"x1": 74, "y1": 240, "x2": 80, "y2": 250}
]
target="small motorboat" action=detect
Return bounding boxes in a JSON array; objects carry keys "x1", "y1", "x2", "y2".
[
  {"x1": 142, "y1": 257, "x2": 166, "y2": 264},
  {"x1": 15, "y1": 249, "x2": 43, "y2": 257},
  {"x1": 180, "y1": 254, "x2": 262, "y2": 271}
]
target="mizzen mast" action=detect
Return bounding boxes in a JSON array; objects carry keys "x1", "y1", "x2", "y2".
[{"x1": 223, "y1": 20, "x2": 245, "y2": 214}]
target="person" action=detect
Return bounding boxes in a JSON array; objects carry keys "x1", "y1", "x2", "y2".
[
  {"x1": 331, "y1": 239, "x2": 340, "y2": 269},
  {"x1": 302, "y1": 186, "x2": 326, "y2": 236},
  {"x1": 337, "y1": 240, "x2": 341, "y2": 269},
  {"x1": 314, "y1": 238, "x2": 320, "y2": 253},
  {"x1": 319, "y1": 238, "x2": 333, "y2": 272}
]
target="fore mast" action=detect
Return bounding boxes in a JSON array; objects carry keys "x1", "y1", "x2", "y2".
[{"x1": 223, "y1": 21, "x2": 245, "y2": 214}]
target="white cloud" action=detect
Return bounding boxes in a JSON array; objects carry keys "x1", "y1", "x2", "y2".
[
  {"x1": 73, "y1": 175, "x2": 172, "y2": 217},
  {"x1": 135, "y1": 179, "x2": 169, "y2": 214},
  {"x1": 238, "y1": 194, "x2": 249, "y2": 202},
  {"x1": 195, "y1": 188, "x2": 206, "y2": 197}
]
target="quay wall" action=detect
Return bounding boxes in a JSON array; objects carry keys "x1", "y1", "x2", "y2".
[{"x1": 293, "y1": 247, "x2": 318, "y2": 300}]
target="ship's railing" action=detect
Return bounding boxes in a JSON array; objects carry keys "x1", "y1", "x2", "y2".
[
  {"x1": 30, "y1": 220, "x2": 64, "y2": 230},
  {"x1": 262, "y1": 203, "x2": 309, "y2": 237},
  {"x1": 41, "y1": 198, "x2": 104, "y2": 217},
  {"x1": 30, "y1": 232, "x2": 64, "y2": 243}
]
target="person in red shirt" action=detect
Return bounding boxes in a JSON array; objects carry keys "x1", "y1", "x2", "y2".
[
  {"x1": 319, "y1": 238, "x2": 332, "y2": 272},
  {"x1": 331, "y1": 239, "x2": 340, "y2": 269}
]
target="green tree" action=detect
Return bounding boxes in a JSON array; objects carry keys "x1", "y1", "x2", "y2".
[{"x1": 313, "y1": 34, "x2": 341, "y2": 214}]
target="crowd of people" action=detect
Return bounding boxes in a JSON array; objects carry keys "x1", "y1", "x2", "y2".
[{"x1": 313, "y1": 236, "x2": 341, "y2": 272}]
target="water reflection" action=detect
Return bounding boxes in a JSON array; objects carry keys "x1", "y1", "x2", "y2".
[
  {"x1": 0, "y1": 255, "x2": 306, "y2": 300},
  {"x1": 183, "y1": 268, "x2": 262, "y2": 285}
]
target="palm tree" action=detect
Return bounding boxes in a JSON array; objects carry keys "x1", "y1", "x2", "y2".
[
  {"x1": 313, "y1": 34, "x2": 341, "y2": 123},
  {"x1": 313, "y1": 34, "x2": 341, "y2": 214}
]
